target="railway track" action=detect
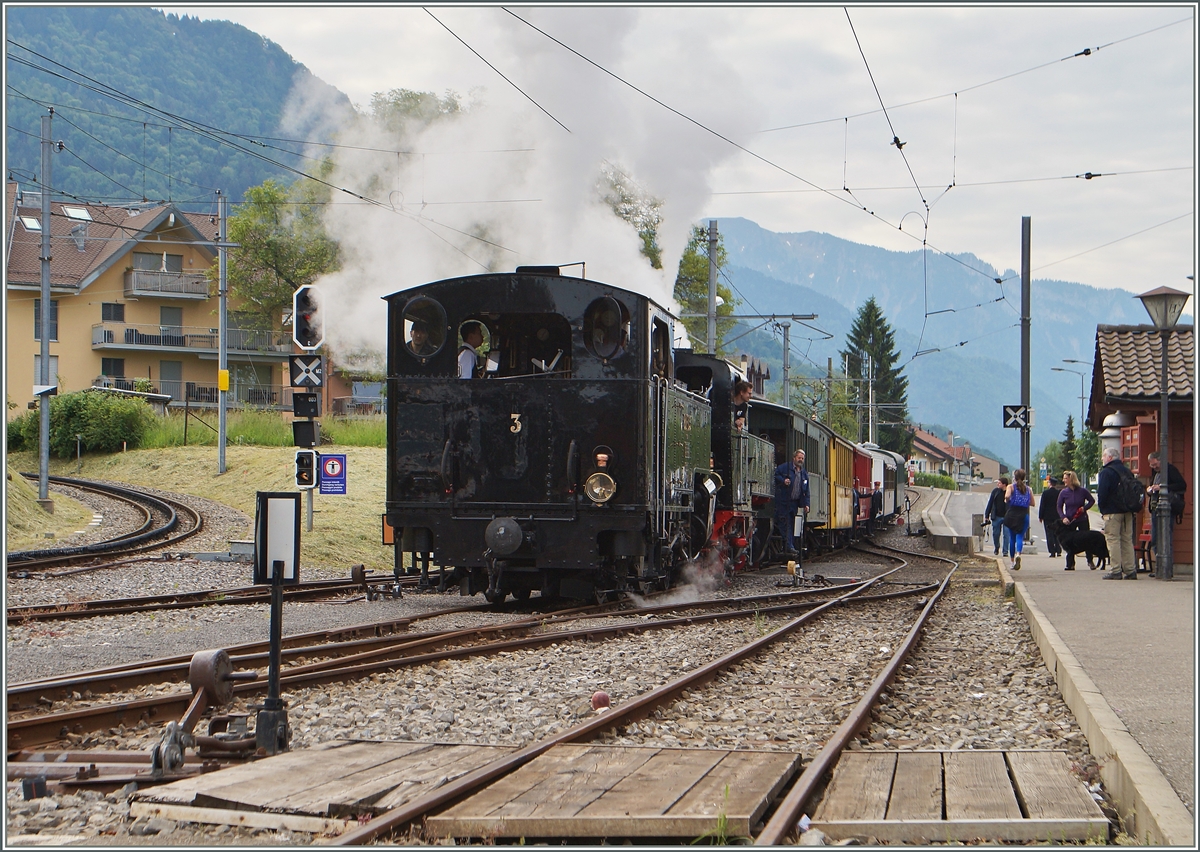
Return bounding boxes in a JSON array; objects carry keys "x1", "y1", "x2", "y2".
[
  {"x1": 8, "y1": 543, "x2": 954, "y2": 842},
  {"x1": 6, "y1": 474, "x2": 204, "y2": 573}
]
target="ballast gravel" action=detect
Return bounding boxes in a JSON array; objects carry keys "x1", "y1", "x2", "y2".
[{"x1": 5, "y1": 531, "x2": 1112, "y2": 846}]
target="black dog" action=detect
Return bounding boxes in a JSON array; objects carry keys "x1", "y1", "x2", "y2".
[{"x1": 1055, "y1": 522, "x2": 1109, "y2": 571}]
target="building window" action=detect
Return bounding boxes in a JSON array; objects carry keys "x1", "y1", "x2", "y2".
[
  {"x1": 133, "y1": 251, "x2": 183, "y2": 273},
  {"x1": 160, "y1": 306, "x2": 183, "y2": 330},
  {"x1": 101, "y1": 358, "x2": 125, "y2": 377},
  {"x1": 33, "y1": 354, "x2": 59, "y2": 382},
  {"x1": 33, "y1": 299, "x2": 58, "y2": 341},
  {"x1": 20, "y1": 216, "x2": 41, "y2": 231},
  {"x1": 102, "y1": 303, "x2": 125, "y2": 322}
]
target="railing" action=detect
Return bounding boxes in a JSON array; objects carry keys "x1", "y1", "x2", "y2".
[
  {"x1": 92, "y1": 322, "x2": 291, "y2": 354},
  {"x1": 184, "y1": 382, "x2": 291, "y2": 409},
  {"x1": 124, "y1": 269, "x2": 209, "y2": 299},
  {"x1": 332, "y1": 396, "x2": 384, "y2": 416},
  {"x1": 93, "y1": 376, "x2": 153, "y2": 393}
]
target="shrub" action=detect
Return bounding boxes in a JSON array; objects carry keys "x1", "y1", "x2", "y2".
[
  {"x1": 6, "y1": 390, "x2": 155, "y2": 457},
  {"x1": 915, "y1": 471, "x2": 957, "y2": 490}
]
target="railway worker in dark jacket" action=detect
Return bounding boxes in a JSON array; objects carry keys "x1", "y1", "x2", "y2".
[
  {"x1": 1096, "y1": 447, "x2": 1137, "y2": 579},
  {"x1": 984, "y1": 477, "x2": 1010, "y2": 557},
  {"x1": 774, "y1": 449, "x2": 810, "y2": 555},
  {"x1": 1056, "y1": 471, "x2": 1095, "y2": 569},
  {"x1": 1146, "y1": 450, "x2": 1187, "y2": 551},
  {"x1": 732, "y1": 380, "x2": 752, "y2": 431},
  {"x1": 1039, "y1": 477, "x2": 1063, "y2": 559},
  {"x1": 868, "y1": 481, "x2": 884, "y2": 534}
]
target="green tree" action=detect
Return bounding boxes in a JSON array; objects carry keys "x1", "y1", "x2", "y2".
[
  {"x1": 791, "y1": 372, "x2": 859, "y2": 439},
  {"x1": 599, "y1": 163, "x2": 662, "y2": 269},
  {"x1": 1074, "y1": 427, "x2": 1101, "y2": 485},
  {"x1": 839, "y1": 297, "x2": 910, "y2": 454},
  {"x1": 1034, "y1": 438, "x2": 1068, "y2": 484},
  {"x1": 218, "y1": 172, "x2": 340, "y2": 331},
  {"x1": 673, "y1": 225, "x2": 739, "y2": 355},
  {"x1": 369, "y1": 88, "x2": 464, "y2": 136},
  {"x1": 1062, "y1": 416, "x2": 1077, "y2": 469}
]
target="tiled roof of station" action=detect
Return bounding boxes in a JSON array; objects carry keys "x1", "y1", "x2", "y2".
[{"x1": 1095, "y1": 324, "x2": 1194, "y2": 400}]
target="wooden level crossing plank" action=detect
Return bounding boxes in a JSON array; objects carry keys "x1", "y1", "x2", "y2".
[
  {"x1": 944, "y1": 750, "x2": 1022, "y2": 820},
  {"x1": 1006, "y1": 751, "x2": 1106, "y2": 821},
  {"x1": 886, "y1": 751, "x2": 942, "y2": 820},
  {"x1": 428, "y1": 745, "x2": 803, "y2": 840},
  {"x1": 131, "y1": 740, "x2": 512, "y2": 819},
  {"x1": 812, "y1": 752, "x2": 896, "y2": 821},
  {"x1": 812, "y1": 750, "x2": 1108, "y2": 843}
]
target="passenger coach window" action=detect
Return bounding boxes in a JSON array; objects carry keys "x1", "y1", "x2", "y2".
[
  {"x1": 584, "y1": 296, "x2": 629, "y2": 361},
  {"x1": 403, "y1": 297, "x2": 447, "y2": 362}
]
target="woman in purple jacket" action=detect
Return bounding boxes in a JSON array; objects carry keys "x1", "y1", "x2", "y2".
[{"x1": 1056, "y1": 470, "x2": 1096, "y2": 569}]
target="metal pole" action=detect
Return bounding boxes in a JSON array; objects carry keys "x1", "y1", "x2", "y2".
[
  {"x1": 37, "y1": 110, "x2": 53, "y2": 507},
  {"x1": 1156, "y1": 329, "x2": 1173, "y2": 580},
  {"x1": 781, "y1": 322, "x2": 791, "y2": 409},
  {"x1": 868, "y1": 354, "x2": 876, "y2": 445},
  {"x1": 306, "y1": 487, "x2": 314, "y2": 533},
  {"x1": 218, "y1": 190, "x2": 228, "y2": 473},
  {"x1": 706, "y1": 220, "x2": 718, "y2": 354},
  {"x1": 1020, "y1": 216, "x2": 1031, "y2": 474},
  {"x1": 825, "y1": 357, "x2": 833, "y2": 426}
]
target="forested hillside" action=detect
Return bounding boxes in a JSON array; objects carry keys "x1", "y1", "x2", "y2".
[{"x1": 5, "y1": 6, "x2": 352, "y2": 207}]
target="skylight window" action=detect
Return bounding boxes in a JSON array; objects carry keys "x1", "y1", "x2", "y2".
[
  {"x1": 20, "y1": 216, "x2": 41, "y2": 231},
  {"x1": 62, "y1": 206, "x2": 92, "y2": 221}
]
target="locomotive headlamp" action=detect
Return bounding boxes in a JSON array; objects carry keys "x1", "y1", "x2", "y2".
[
  {"x1": 584, "y1": 472, "x2": 617, "y2": 504},
  {"x1": 702, "y1": 472, "x2": 723, "y2": 495}
]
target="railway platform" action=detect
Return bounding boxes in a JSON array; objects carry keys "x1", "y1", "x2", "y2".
[{"x1": 930, "y1": 488, "x2": 1195, "y2": 846}]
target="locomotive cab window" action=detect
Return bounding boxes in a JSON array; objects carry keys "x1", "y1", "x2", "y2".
[
  {"x1": 479, "y1": 313, "x2": 573, "y2": 378},
  {"x1": 403, "y1": 297, "x2": 447, "y2": 361},
  {"x1": 584, "y1": 296, "x2": 630, "y2": 361}
]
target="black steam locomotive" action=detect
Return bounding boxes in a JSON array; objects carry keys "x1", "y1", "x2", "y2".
[
  {"x1": 383, "y1": 266, "x2": 903, "y2": 603},
  {"x1": 384, "y1": 266, "x2": 780, "y2": 603}
]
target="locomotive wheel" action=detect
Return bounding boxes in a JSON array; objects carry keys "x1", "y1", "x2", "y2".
[
  {"x1": 513, "y1": 588, "x2": 532, "y2": 602},
  {"x1": 485, "y1": 589, "x2": 506, "y2": 605}
]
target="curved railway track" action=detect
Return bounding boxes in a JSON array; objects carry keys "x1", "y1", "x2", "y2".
[{"x1": 7, "y1": 474, "x2": 204, "y2": 573}]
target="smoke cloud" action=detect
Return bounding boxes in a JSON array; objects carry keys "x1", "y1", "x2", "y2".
[{"x1": 279, "y1": 7, "x2": 765, "y2": 369}]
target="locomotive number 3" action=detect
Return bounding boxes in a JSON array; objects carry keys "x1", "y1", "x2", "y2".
[{"x1": 510, "y1": 413, "x2": 522, "y2": 433}]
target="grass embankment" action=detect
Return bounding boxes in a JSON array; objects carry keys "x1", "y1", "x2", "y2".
[
  {"x1": 140, "y1": 410, "x2": 386, "y2": 448},
  {"x1": 4, "y1": 444, "x2": 392, "y2": 572},
  {"x1": 5, "y1": 471, "x2": 94, "y2": 552}
]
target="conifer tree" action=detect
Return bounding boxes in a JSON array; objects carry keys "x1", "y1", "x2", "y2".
[{"x1": 839, "y1": 297, "x2": 910, "y2": 454}]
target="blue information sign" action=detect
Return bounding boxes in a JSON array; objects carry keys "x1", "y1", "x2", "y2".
[{"x1": 318, "y1": 453, "x2": 347, "y2": 495}]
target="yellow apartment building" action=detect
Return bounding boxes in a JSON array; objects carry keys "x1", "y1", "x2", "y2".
[{"x1": 6, "y1": 181, "x2": 297, "y2": 417}]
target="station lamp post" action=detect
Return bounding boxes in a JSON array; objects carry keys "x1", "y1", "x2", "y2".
[
  {"x1": 1135, "y1": 285, "x2": 1191, "y2": 581},
  {"x1": 1051, "y1": 366, "x2": 1088, "y2": 426}
]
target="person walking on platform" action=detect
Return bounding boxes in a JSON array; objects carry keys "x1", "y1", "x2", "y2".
[
  {"x1": 774, "y1": 449, "x2": 809, "y2": 555},
  {"x1": 868, "y1": 481, "x2": 884, "y2": 535},
  {"x1": 1057, "y1": 470, "x2": 1095, "y2": 569},
  {"x1": 1004, "y1": 469, "x2": 1034, "y2": 570},
  {"x1": 984, "y1": 477, "x2": 1010, "y2": 557},
  {"x1": 1039, "y1": 476, "x2": 1063, "y2": 559},
  {"x1": 1097, "y1": 447, "x2": 1138, "y2": 579}
]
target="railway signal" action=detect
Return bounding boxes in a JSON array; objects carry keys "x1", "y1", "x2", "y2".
[
  {"x1": 295, "y1": 449, "x2": 319, "y2": 489},
  {"x1": 292, "y1": 286, "x2": 323, "y2": 350}
]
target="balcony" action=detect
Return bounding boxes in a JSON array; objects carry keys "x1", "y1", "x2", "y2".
[
  {"x1": 124, "y1": 269, "x2": 210, "y2": 299},
  {"x1": 92, "y1": 322, "x2": 291, "y2": 357}
]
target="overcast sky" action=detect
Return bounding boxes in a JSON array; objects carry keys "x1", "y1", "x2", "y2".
[{"x1": 165, "y1": 4, "x2": 1195, "y2": 304}]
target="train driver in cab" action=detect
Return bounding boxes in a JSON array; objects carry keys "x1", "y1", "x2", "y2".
[
  {"x1": 458, "y1": 321, "x2": 485, "y2": 378},
  {"x1": 732, "y1": 380, "x2": 752, "y2": 431}
]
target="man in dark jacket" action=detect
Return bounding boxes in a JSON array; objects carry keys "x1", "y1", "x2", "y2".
[
  {"x1": 984, "y1": 477, "x2": 1010, "y2": 556},
  {"x1": 773, "y1": 449, "x2": 809, "y2": 555},
  {"x1": 1147, "y1": 450, "x2": 1187, "y2": 550},
  {"x1": 1096, "y1": 447, "x2": 1137, "y2": 579},
  {"x1": 868, "y1": 481, "x2": 884, "y2": 534},
  {"x1": 1039, "y1": 477, "x2": 1063, "y2": 559}
]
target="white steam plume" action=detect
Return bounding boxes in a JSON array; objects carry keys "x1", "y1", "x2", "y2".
[{"x1": 280, "y1": 7, "x2": 764, "y2": 369}]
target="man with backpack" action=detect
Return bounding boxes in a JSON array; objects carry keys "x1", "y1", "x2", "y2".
[{"x1": 1096, "y1": 446, "x2": 1142, "y2": 579}]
